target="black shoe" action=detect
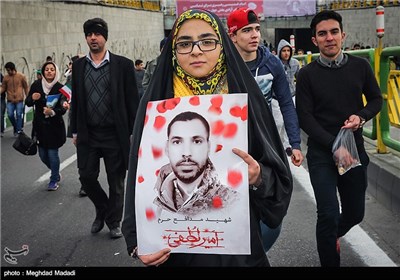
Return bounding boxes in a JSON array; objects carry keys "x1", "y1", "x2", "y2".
[
  {"x1": 79, "y1": 188, "x2": 87, "y2": 197},
  {"x1": 91, "y1": 219, "x2": 105, "y2": 234},
  {"x1": 110, "y1": 227, "x2": 123, "y2": 239}
]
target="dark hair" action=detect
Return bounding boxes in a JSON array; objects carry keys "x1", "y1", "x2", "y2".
[
  {"x1": 247, "y1": 10, "x2": 258, "y2": 25},
  {"x1": 167, "y1": 111, "x2": 210, "y2": 140},
  {"x1": 41, "y1": 61, "x2": 57, "y2": 77},
  {"x1": 83, "y1": 18, "x2": 108, "y2": 40},
  {"x1": 135, "y1": 59, "x2": 143, "y2": 66},
  {"x1": 5, "y1": 62, "x2": 16, "y2": 71},
  {"x1": 310, "y1": 10, "x2": 343, "y2": 37}
]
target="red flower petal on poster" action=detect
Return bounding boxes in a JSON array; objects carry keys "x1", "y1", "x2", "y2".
[
  {"x1": 211, "y1": 120, "x2": 225, "y2": 135},
  {"x1": 154, "y1": 115, "x2": 166, "y2": 131},
  {"x1": 212, "y1": 196, "x2": 223, "y2": 208},
  {"x1": 138, "y1": 175, "x2": 144, "y2": 183},
  {"x1": 144, "y1": 114, "x2": 149, "y2": 126},
  {"x1": 165, "y1": 98, "x2": 180, "y2": 110},
  {"x1": 210, "y1": 95, "x2": 223, "y2": 107},
  {"x1": 230, "y1": 106, "x2": 242, "y2": 118},
  {"x1": 208, "y1": 105, "x2": 222, "y2": 115},
  {"x1": 223, "y1": 123, "x2": 238, "y2": 138},
  {"x1": 230, "y1": 105, "x2": 248, "y2": 121},
  {"x1": 147, "y1": 102, "x2": 153, "y2": 110},
  {"x1": 208, "y1": 95, "x2": 223, "y2": 115},
  {"x1": 145, "y1": 208, "x2": 155, "y2": 221},
  {"x1": 152, "y1": 146, "x2": 163, "y2": 159},
  {"x1": 189, "y1": 96, "x2": 200, "y2": 106},
  {"x1": 215, "y1": 144, "x2": 223, "y2": 152},
  {"x1": 138, "y1": 147, "x2": 142, "y2": 158},
  {"x1": 156, "y1": 101, "x2": 167, "y2": 113},
  {"x1": 227, "y1": 170, "x2": 242, "y2": 188},
  {"x1": 155, "y1": 169, "x2": 160, "y2": 177},
  {"x1": 241, "y1": 105, "x2": 248, "y2": 121}
]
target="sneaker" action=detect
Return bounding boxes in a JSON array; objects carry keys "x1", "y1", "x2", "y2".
[{"x1": 48, "y1": 181, "x2": 59, "y2": 191}]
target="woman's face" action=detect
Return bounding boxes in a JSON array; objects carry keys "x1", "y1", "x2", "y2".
[
  {"x1": 44, "y1": 63, "x2": 56, "y2": 82},
  {"x1": 175, "y1": 19, "x2": 221, "y2": 78}
]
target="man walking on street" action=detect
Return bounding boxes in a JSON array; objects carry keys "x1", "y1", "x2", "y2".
[
  {"x1": 273, "y1": 39, "x2": 301, "y2": 157},
  {"x1": 70, "y1": 18, "x2": 140, "y2": 239},
  {"x1": 1, "y1": 62, "x2": 29, "y2": 136},
  {"x1": 227, "y1": 7, "x2": 303, "y2": 253},
  {"x1": 296, "y1": 10, "x2": 382, "y2": 266}
]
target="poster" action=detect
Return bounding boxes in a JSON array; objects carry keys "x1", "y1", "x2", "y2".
[
  {"x1": 135, "y1": 94, "x2": 250, "y2": 255},
  {"x1": 175, "y1": 0, "x2": 316, "y2": 18},
  {"x1": 46, "y1": 94, "x2": 61, "y2": 108},
  {"x1": 176, "y1": 0, "x2": 263, "y2": 19},
  {"x1": 263, "y1": 0, "x2": 316, "y2": 17}
]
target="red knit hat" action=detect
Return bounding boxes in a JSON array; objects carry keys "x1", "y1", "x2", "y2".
[{"x1": 227, "y1": 8, "x2": 259, "y2": 34}]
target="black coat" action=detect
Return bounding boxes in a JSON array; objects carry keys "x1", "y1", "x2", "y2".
[
  {"x1": 25, "y1": 80, "x2": 67, "y2": 149},
  {"x1": 70, "y1": 53, "x2": 139, "y2": 169},
  {"x1": 122, "y1": 10, "x2": 293, "y2": 267}
]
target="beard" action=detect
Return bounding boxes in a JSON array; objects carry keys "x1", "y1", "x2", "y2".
[
  {"x1": 89, "y1": 43, "x2": 103, "y2": 54},
  {"x1": 172, "y1": 158, "x2": 208, "y2": 184}
]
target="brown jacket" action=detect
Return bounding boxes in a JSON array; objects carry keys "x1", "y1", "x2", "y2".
[{"x1": 1, "y1": 72, "x2": 29, "y2": 103}]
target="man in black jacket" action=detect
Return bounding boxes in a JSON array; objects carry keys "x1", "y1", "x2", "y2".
[{"x1": 70, "y1": 18, "x2": 140, "y2": 239}]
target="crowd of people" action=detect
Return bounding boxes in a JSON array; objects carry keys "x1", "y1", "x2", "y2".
[{"x1": 1, "y1": 7, "x2": 383, "y2": 267}]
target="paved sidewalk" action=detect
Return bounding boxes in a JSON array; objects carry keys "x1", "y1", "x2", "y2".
[{"x1": 364, "y1": 138, "x2": 400, "y2": 214}]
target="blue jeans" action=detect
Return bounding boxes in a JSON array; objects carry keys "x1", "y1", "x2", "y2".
[
  {"x1": 260, "y1": 221, "x2": 282, "y2": 252},
  {"x1": 307, "y1": 143, "x2": 369, "y2": 267},
  {"x1": 38, "y1": 146, "x2": 61, "y2": 183},
  {"x1": 6, "y1": 101, "x2": 24, "y2": 133}
]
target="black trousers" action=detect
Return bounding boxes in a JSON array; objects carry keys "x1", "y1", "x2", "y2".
[
  {"x1": 307, "y1": 141, "x2": 369, "y2": 267},
  {"x1": 79, "y1": 127, "x2": 126, "y2": 229}
]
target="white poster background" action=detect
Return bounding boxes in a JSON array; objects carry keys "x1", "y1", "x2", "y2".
[{"x1": 135, "y1": 94, "x2": 250, "y2": 255}]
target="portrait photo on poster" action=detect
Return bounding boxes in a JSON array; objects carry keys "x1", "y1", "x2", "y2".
[{"x1": 135, "y1": 94, "x2": 250, "y2": 255}]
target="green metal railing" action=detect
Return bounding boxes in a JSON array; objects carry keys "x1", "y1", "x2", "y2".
[
  {"x1": 343, "y1": 49, "x2": 378, "y2": 139},
  {"x1": 378, "y1": 46, "x2": 400, "y2": 152}
]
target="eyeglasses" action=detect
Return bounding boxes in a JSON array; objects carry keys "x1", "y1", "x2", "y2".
[{"x1": 175, "y1": 39, "x2": 221, "y2": 54}]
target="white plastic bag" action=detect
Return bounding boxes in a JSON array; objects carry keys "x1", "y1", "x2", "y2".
[{"x1": 332, "y1": 128, "x2": 361, "y2": 175}]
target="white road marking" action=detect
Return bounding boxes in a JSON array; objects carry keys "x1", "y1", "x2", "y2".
[
  {"x1": 290, "y1": 164, "x2": 397, "y2": 267},
  {"x1": 35, "y1": 154, "x2": 77, "y2": 183}
]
